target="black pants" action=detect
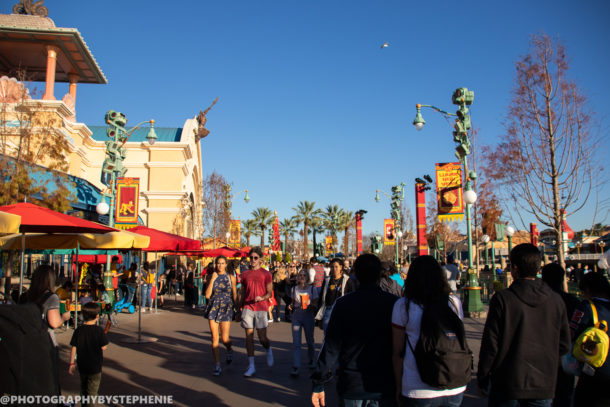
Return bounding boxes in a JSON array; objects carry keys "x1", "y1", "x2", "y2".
[{"x1": 574, "y1": 375, "x2": 610, "y2": 407}]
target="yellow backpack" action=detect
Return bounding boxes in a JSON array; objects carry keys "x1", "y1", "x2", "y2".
[{"x1": 573, "y1": 300, "x2": 609, "y2": 369}]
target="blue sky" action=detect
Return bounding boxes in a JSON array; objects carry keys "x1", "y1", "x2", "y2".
[{"x1": 39, "y1": 0, "x2": 610, "y2": 237}]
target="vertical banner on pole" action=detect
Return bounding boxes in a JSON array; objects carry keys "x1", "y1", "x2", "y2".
[
  {"x1": 229, "y1": 220, "x2": 241, "y2": 248},
  {"x1": 115, "y1": 177, "x2": 139, "y2": 229},
  {"x1": 530, "y1": 223, "x2": 539, "y2": 246},
  {"x1": 435, "y1": 162, "x2": 464, "y2": 222},
  {"x1": 272, "y1": 213, "x2": 281, "y2": 251},
  {"x1": 415, "y1": 183, "x2": 428, "y2": 256},
  {"x1": 325, "y1": 236, "x2": 333, "y2": 256},
  {"x1": 384, "y1": 219, "x2": 396, "y2": 246},
  {"x1": 356, "y1": 211, "x2": 364, "y2": 255}
]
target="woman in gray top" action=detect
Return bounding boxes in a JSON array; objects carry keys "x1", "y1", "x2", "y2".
[{"x1": 28, "y1": 265, "x2": 71, "y2": 393}]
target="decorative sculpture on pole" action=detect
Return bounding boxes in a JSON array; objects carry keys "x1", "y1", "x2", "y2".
[{"x1": 194, "y1": 97, "x2": 219, "y2": 141}]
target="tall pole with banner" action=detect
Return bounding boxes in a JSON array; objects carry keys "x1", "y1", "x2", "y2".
[{"x1": 355, "y1": 210, "x2": 367, "y2": 256}]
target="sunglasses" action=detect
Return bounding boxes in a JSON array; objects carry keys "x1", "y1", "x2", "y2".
[{"x1": 250, "y1": 255, "x2": 260, "y2": 260}]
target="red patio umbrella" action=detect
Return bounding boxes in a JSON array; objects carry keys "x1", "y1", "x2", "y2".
[
  {"x1": 201, "y1": 246, "x2": 243, "y2": 258},
  {"x1": 0, "y1": 202, "x2": 115, "y2": 234},
  {"x1": 127, "y1": 226, "x2": 201, "y2": 252}
]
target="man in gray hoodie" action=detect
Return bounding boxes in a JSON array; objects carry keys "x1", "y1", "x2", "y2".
[{"x1": 477, "y1": 243, "x2": 570, "y2": 406}]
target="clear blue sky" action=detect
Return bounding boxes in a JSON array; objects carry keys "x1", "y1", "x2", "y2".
[{"x1": 38, "y1": 0, "x2": 610, "y2": 237}]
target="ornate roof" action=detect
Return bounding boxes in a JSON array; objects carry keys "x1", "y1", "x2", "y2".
[{"x1": 0, "y1": 13, "x2": 107, "y2": 84}]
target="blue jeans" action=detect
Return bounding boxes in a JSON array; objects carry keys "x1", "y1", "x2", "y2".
[
  {"x1": 399, "y1": 393, "x2": 463, "y2": 407},
  {"x1": 292, "y1": 309, "x2": 315, "y2": 367},
  {"x1": 140, "y1": 284, "x2": 152, "y2": 307},
  {"x1": 322, "y1": 305, "x2": 334, "y2": 333},
  {"x1": 488, "y1": 393, "x2": 551, "y2": 407}
]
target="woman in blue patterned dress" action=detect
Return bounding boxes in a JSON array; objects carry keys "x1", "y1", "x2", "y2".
[{"x1": 204, "y1": 255, "x2": 237, "y2": 376}]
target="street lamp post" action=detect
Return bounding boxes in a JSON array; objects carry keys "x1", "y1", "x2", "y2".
[
  {"x1": 414, "y1": 88, "x2": 484, "y2": 316},
  {"x1": 375, "y1": 183, "x2": 406, "y2": 268},
  {"x1": 575, "y1": 241, "x2": 582, "y2": 256},
  {"x1": 600, "y1": 241, "x2": 606, "y2": 255},
  {"x1": 96, "y1": 110, "x2": 156, "y2": 302}
]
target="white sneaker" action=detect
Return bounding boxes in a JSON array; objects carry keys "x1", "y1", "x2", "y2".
[
  {"x1": 266, "y1": 348, "x2": 274, "y2": 367},
  {"x1": 213, "y1": 365, "x2": 222, "y2": 376},
  {"x1": 243, "y1": 365, "x2": 256, "y2": 377}
]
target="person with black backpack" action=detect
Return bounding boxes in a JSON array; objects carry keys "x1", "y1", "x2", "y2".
[{"x1": 391, "y1": 255, "x2": 470, "y2": 406}]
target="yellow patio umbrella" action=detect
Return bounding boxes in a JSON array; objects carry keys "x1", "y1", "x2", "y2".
[
  {"x1": 77, "y1": 230, "x2": 150, "y2": 250},
  {"x1": 0, "y1": 211, "x2": 21, "y2": 235},
  {"x1": 0, "y1": 230, "x2": 150, "y2": 250}
]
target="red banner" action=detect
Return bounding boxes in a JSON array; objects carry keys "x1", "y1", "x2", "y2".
[
  {"x1": 435, "y1": 162, "x2": 464, "y2": 222},
  {"x1": 356, "y1": 211, "x2": 363, "y2": 255},
  {"x1": 416, "y1": 183, "x2": 428, "y2": 256},
  {"x1": 272, "y1": 213, "x2": 281, "y2": 251},
  {"x1": 530, "y1": 223, "x2": 539, "y2": 246},
  {"x1": 115, "y1": 177, "x2": 139, "y2": 227},
  {"x1": 384, "y1": 219, "x2": 395, "y2": 246},
  {"x1": 229, "y1": 220, "x2": 241, "y2": 248}
]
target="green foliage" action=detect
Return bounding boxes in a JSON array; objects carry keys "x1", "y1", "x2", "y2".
[
  {"x1": 284, "y1": 252, "x2": 292, "y2": 263},
  {"x1": 275, "y1": 251, "x2": 282, "y2": 262}
]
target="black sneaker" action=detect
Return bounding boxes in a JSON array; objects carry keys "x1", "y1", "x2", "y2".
[
  {"x1": 290, "y1": 367, "x2": 299, "y2": 377},
  {"x1": 226, "y1": 349, "x2": 233, "y2": 365}
]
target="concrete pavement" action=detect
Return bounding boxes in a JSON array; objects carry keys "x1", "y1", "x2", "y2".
[{"x1": 55, "y1": 297, "x2": 489, "y2": 407}]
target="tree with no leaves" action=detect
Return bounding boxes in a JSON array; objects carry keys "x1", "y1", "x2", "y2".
[
  {"x1": 482, "y1": 33, "x2": 602, "y2": 267},
  {"x1": 201, "y1": 171, "x2": 231, "y2": 248}
]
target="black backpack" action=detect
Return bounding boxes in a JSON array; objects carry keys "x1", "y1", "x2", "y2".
[
  {"x1": 0, "y1": 302, "x2": 58, "y2": 396},
  {"x1": 406, "y1": 296, "x2": 473, "y2": 389}
]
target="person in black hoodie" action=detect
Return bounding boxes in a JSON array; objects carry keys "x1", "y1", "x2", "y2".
[
  {"x1": 311, "y1": 253, "x2": 399, "y2": 407},
  {"x1": 478, "y1": 243, "x2": 570, "y2": 406}
]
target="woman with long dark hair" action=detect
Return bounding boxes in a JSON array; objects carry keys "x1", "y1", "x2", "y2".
[
  {"x1": 204, "y1": 255, "x2": 237, "y2": 376},
  {"x1": 315, "y1": 257, "x2": 355, "y2": 332},
  {"x1": 391, "y1": 255, "x2": 466, "y2": 406},
  {"x1": 28, "y1": 264, "x2": 72, "y2": 395}
]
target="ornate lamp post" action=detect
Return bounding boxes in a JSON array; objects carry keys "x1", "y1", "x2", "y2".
[
  {"x1": 575, "y1": 240, "x2": 582, "y2": 256},
  {"x1": 600, "y1": 241, "x2": 606, "y2": 255},
  {"x1": 481, "y1": 234, "x2": 490, "y2": 269},
  {"x1": 375, "y1": 183, "x2": 406, "y2": 267},
  {"x1": 95, "y1": 110, "x2": 156, "y2": 302},
  {"x1": 414, "y1": 88, "x2": 483, "y2": 316},
  {"x1": 506, "y1": 226, "x2": 515, "y2": 254}
]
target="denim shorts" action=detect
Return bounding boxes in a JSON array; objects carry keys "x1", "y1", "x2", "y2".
[{"x1": 240, "y1": 308, "x2": 268, "y2": 329}]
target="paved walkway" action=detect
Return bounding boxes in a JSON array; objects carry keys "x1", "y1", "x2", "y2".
[{"x1": 55, "y1": 298, "x2": 489, "y2": 407}]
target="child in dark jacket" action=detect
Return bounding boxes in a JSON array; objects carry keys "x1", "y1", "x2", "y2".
[{"x1": 69, "y1": 302, "x2": 109, "y2": 404}]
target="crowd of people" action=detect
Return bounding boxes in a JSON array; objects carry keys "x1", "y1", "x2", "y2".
[{"x1": 12, "y1": 243, "x2": 610, "y2": 406}]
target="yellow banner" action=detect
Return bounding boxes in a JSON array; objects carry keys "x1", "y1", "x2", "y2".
[
  {"x1": 229, "y1": 220, "x2": 241, "y2": 248},
  {"x1": 115, "y1": 177, "x2": 139, "y2": 225},
  {"x1": 435, "y1": 163, "x2": 464, "y2": 223},
  {"x1": 325, "y1": 236, "x2": 333, "y2": 255},
  {"x1": 384, "y1": 219, "x2": 395, "y2": 246}
]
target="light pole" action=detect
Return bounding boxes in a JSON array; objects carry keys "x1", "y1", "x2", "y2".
[
  {"x1": 375, "y1": 182, "x2": 406, "y2": 268},
  {"x1": 575, "y1": 240, "x2": 582, "y2": 256},
  {"x1": 224, "y1": 186, "x2": 250, "y2": 218},
  {"x1": 481, "y1": 234, "x2": 490, "y2": 270},
  {"x1": 96, "y1": 110, "x2": 156, "y2": 302},
  {"x1": 414, "y1": 88, "x2": 483, "y2": 316},
  {"x1": 600, "y1": 241, "x2": 606, "y2": 255},
  {"x1": 225, "y1": 231, "x2": 231, "y2": 247}
]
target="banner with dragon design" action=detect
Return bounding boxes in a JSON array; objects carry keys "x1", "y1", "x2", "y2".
[{"x1": 115, "y1": 177, "x2": 139, "y2": 228}]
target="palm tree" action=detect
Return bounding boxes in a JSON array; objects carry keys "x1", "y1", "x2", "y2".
[
  {"x1": 279, "y1": 217, "x2": 298, "y2": 253},
  {"x1": 309, "y1": 215, "x2": 326, "y2": 257},
  {"x1": 242, "y1": 219, "x2": 260, "y2": 247},
  {"x1": 251, "y1": 207, "x2": 273, "y2": 248},
  {"x1": 323, "y1": 204, "x2": 343, "y2": 253},
  {"x1": 293, "y1": 201, "x2": 320, "y2": 259},
  {"x1": 338, "y1": 209, "x2": 354, "y2": 255}
]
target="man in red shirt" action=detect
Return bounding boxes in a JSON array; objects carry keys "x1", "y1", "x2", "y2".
[{"x1": 237, "y1": 246, "x2": 274, "y2": 377}]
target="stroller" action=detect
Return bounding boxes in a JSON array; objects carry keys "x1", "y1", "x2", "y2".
[{"x1": 114, "y1": 283, "x2": 136, "y2": 313}]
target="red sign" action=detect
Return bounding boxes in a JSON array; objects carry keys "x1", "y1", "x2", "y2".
[
  {"x1": 356, "y1": 212, "x2": 363, "y2": 255},
  {"x1": 115, "y1": 178, "x2": 139, "y2": 225}
]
